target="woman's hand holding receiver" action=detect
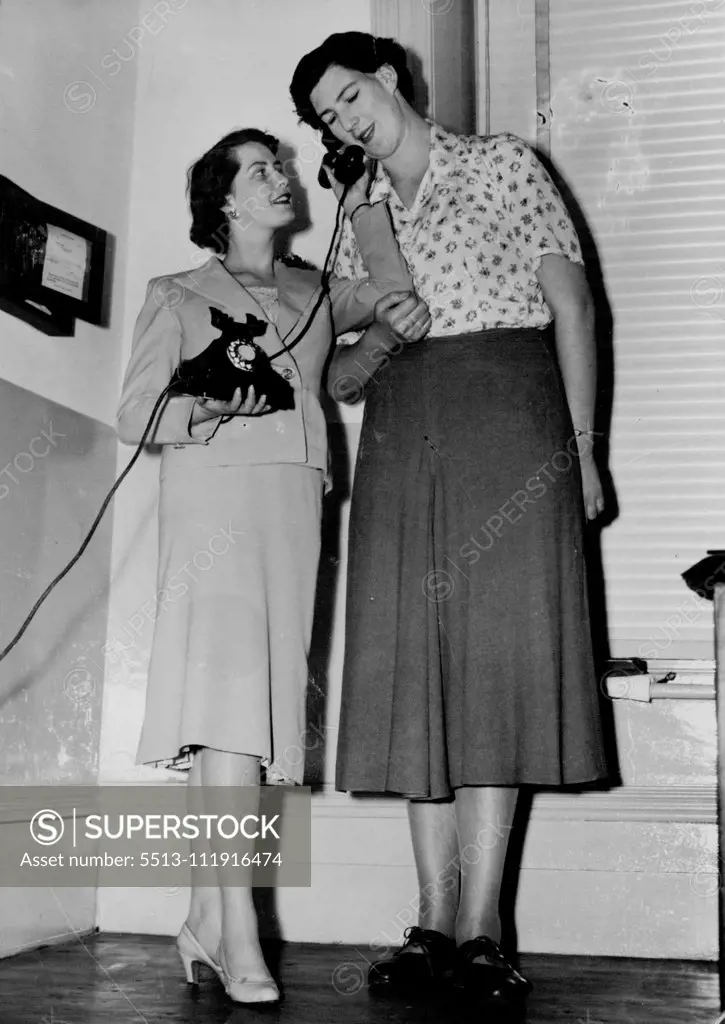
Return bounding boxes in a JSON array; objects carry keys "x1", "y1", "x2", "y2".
[
  {"x1": 375, "y1": 290, "x2": 432, "y2": 344},
  {"x1": 190, "y1": 386, "x2": 271, "y2": 425},
  {"x1": 323, "y1": 154, "x2": 375, "y2": 220}
]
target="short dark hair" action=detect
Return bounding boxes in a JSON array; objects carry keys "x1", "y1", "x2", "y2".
[
  {"x1": 187, "y1": 128, "x2": 279, "y2": 254},
  {"x1": 290, "y1": 32, "x2": 414, "y2": 132}
]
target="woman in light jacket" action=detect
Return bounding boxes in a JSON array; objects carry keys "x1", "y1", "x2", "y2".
[{"x1": 116, "y1": 127, "x2": 429, "y2": 1005}]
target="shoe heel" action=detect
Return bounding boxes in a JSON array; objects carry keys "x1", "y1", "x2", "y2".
[
  {"x1": 176, "y1": 922, "x2": 221, "y2": 985},
  {"x1": 179, "y1": 951, "x2": 200, "y2": 985}
]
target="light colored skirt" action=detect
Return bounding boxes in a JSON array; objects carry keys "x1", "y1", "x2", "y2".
[{"x1": 136, "y1": 462, "x2": 324, "y2": 784}]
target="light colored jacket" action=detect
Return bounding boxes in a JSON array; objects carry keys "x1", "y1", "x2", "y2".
[{"x1": 116, "y1": 203, "x2": 411, "y2": 474}]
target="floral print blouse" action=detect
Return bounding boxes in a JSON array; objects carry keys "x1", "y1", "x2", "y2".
[{"x1": 333, "y1": 123, "x2": 583, "y2": 339}]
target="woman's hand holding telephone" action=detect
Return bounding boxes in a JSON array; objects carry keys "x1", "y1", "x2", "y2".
[
  {"x1": 318, "y1": 136, "x2": 373, "y2": 219},
  {"x1": 190, "y1": 387, "x2": 271, "y2": 424},
  {"x1": 321, "y1": 158, "x2": 374, "y2": 220}
]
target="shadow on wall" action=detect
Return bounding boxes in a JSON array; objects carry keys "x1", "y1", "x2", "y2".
[
  {"x1": 0, "y1": 378, "x2": 118, "y2": 783},
  {"x1": 408, "y1": 50, "x2": 430, "y2": 120}
]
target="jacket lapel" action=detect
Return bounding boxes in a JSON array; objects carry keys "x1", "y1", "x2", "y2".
[
  {"x1": 173, "y1": 257, "x2": 322, "y2": 359},
  {"x1": 272, "y1": 260, "x2": 322, "y2": 344}
]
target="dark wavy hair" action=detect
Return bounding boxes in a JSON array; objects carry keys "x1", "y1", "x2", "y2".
[
  {"x1": 290, "y1": 32, "x2": 414, "y2": 132},
  {"x1": 187, "y1": 128, "x2": 279, "y2": 254}
]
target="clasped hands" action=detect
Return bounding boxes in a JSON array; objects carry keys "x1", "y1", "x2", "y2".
[{"x1": 374, "y1": 288, "x2": 431, "y2": 346}]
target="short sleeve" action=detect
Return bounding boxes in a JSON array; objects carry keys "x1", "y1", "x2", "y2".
[{"x1": 490, "y1": 134, "x2": 583, "y2": 270}]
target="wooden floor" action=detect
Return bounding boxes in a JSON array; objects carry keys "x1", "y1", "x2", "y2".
[{"x1": 0, "y1": 934, "x2": 720, "y2": 1024}]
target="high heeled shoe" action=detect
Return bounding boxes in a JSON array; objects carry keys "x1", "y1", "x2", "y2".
[
  {"x1": 218, "y1": 944, "x2": 280, "y2": 1005},
  {"x1": 176, "y1": 922, "x2": 221, "y2": 985}
]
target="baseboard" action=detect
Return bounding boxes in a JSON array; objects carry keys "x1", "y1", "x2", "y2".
[
  {"x1": 0, "y1": 926, "x2": 96, "y2": 960},
  {"x1": 311, "y1": 784, "x2": 717, "y2": 825},
  {"x1": 0, "y1": 888, "x2": 96, "y2": 960}
]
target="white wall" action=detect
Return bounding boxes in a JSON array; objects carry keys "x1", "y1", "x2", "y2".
[
  {"x1": 0, "y1": 0, "x2": 140, "y2": 957},
  {"x1": 0, "y1": 0, "x2": 140, "y2": 423}
]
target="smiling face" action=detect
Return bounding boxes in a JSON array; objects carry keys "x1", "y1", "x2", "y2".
[
  {"x1": 226, "y1": 142, "x2": 294, "y2": 230},
  {"x1": 309, "y1": 63, "x2": 405, "y2": 160}
]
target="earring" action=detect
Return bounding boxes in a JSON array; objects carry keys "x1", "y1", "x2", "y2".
[{"x1": 229, "y1": 209, "x2": 240, "y2": 221}]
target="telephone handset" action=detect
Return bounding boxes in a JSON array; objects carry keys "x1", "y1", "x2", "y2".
[{"x1": 317, "y1": 133, "x2": 366, "y2": 190}]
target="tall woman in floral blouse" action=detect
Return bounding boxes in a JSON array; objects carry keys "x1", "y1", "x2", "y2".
[{"x1": 291, "y1": 33, "x2": 608, "y2": 1006}]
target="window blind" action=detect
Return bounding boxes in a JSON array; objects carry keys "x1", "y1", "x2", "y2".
[{"x1": 548, "y1": 0, "x2": 725, "y2": 660}]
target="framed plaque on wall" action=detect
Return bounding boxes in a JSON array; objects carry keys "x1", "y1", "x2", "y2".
[{"x1": 0, "y1": 175, "x2": 110, "y2": 336}]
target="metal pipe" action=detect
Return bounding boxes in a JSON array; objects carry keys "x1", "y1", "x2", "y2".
[
  {"x1": 603, "y1": 675, "x2": 714, "y2": 702},
  {"x1": 650, "y1": 683, "x2": 714, "y2": 700}
]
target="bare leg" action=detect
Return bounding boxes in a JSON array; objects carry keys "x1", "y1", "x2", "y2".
[
  {"x1": 453, "y1": 785, "x2": 519, "y2": 946},
  {"x1": 201, "y1": 747, "x2": 271, "y2": 981},
  {"x1": 184, "y1": 749, "x2": 222, "y2": 955},
  {"x1": 407, "y1": 798, "x2": 459, "y2": 942}
]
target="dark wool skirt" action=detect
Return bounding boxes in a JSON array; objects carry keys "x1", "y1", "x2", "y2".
[{"x1": 335, "y1": 327, "x2": 609, "y2": 799}]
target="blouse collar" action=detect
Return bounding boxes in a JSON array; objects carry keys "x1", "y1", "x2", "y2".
[{"x1": 368, "y1": 120, "x2": 459, "y2": 214}]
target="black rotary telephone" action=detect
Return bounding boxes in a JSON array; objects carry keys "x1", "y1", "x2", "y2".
[
  {"x1": 317, "y1": 133, "x2": 366, "y2": 189},
  {"x1": 169, "y1": 308, "x2": 295, "y2": 412}
]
